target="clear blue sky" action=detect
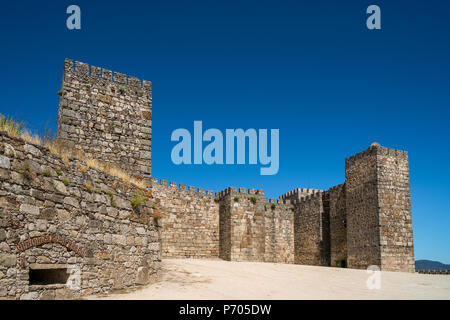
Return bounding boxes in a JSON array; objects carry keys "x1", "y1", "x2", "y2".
[{"x1": 0, "y1": 1, "x2": 449, "y2": 263}]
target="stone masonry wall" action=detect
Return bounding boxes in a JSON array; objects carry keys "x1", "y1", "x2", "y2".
[
  {"x1": 218, "y1": 192, "x2": 232, "y2": 261},
  {"x1": 218, "y1": 188, "x2": 266, "y2": 262},
  {"x1": 218, "y1": 189, "x2": 296, "y2": 264},
  {"x1": 294, "y1": 192, "x2": 330, "y2": 266},
  {"x1": 154, "y1": 157, "x2": 413, "y2": 272},
  {"x1": 151, "y1": 179, "x2": 219, "y2": 259},
  {"x1": 155, "y1": 143, "x2": 415, "y2": 272},
  {"x1": 328, "y1": 184, "x2": 347, "y2": 267},
  {"x1": 345, "y1": 144, "x2": 415, "y2": 272},
  {"x1": 0, "y1": 132, "x2": 161, "y2": 300},
  {"x1": 376, "y1": 147, "x2": 415, "y2": 272},
  {"x1": 345, "y1": 146, "x2": 382, "y2": 269},
  {"x1": 264, "y1": 200, "x2": 295, "y2": 264},
  {"x1": 58, "y1": 59, "x2": 152, "y2": 183}
]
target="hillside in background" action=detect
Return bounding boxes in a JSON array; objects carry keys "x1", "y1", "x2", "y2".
[{"x1": 415, "y1": 260, "x2": 450, "y2": 271}]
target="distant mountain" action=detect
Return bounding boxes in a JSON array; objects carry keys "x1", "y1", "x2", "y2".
[{"x1": 415, "y1": 260, "x2": 450, "y2": 271}]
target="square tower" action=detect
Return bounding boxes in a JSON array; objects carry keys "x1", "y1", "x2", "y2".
[
  {"x1": 57, "y1": 59, "x2": 152, "y2": 181},
  {"x1": 345, "y1": 143, "x2": 414, "y2": 272}
]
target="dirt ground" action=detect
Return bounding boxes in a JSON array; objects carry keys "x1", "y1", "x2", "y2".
[{"x1": 88, "y1": 258, "x2": 450, "y2": 300}]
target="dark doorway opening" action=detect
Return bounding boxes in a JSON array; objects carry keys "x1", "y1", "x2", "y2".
[
  {"x1": 336, "y1": 260, "x2": 347, "y2": 268},
  {"x1": 29, "y1": 268, "x2": 70, "y2": 285}
]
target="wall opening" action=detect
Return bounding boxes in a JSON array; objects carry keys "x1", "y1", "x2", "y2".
[
  {"x1": 336, "y1": 260, "x2": 347, "y2": 268},
  {"x1": 29, "y1": 268, "x2": 70, "y2": 286}
]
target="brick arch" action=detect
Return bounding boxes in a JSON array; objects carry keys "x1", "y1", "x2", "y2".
[{"x1": 16, "y1": 233, "x2": 86, "y2": 257}]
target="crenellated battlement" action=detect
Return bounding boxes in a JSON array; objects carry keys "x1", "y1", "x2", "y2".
[
  {"x1": 63, "y1": 58, "x2": 152, "y2": 92},
  {"x1": 345, "y1": 143, "x2": 408, "y2": 167},
  {"x1": 58, "y1": 59, "x2": 152, "y2": 180},
  {"x1": 150, "y1": 177, "x2": 215, "y2": 197},
  {"x1": 279, "y1": 188, "x2": 323, "y2": 202},
  {"x1": 293, "y1": 190, "x2": 325, "y2": 205},
  {"x1": 216, "y1": 187, "x2": 265, "y2": 199},
  {"x1": 151, "y1": 178, "x2": 334, "y2": 206}
]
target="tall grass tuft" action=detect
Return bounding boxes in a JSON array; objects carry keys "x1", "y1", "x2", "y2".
[
  {"x1": 0, "y1": 114, "x2": 23, "y2": 138},
  {"x1": 131, "y1": 192, "x2": 147, "y2": 208},
  {"x1": 21, "y1": 129, "x2": 42, "y2": 145}
]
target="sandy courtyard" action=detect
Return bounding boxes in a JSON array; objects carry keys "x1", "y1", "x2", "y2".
[{"x1": 88, "y1": 259, "x2": 450, "y2": 300}]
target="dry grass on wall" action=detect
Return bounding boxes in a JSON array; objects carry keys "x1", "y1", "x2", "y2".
[{"x1": 0, "y1": 113, "x2": 146, "y2": 189}]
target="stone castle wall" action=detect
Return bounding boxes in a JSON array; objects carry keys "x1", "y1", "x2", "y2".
[
  {"x1": 151, "y1": 181, "x2": 298, "y2": 264},
  {"x1": 218, "y1": 188, "x2": 266, "y2": 262},
  {"x1": 0, "y1": 132, "x2": 161, "y2": 300},
  {"x1": 264, "y1": 200, "x2": 294, "y2": 264},
  {"x1": 162, "y1": 143, "x2": 414, "y2": 272},
  {"x1": 218, "y1": 192, "x2": 232, "y2": 261},
  {"x1": 215, "y1": 188, "x2": 296, "y2": 264},
  {"x1": 345, "y1": 146, "x2": 382, "y2": 269},
  {"x1": 58, "y1": 59, "x2": 152, "y2": 182},
  {"x1": 328, "y1": 184, "x2": 347, "y2": 267},
  {"x1": 345, "y1": 144, "x2": 415, "y2": 272},
  {"x1": 376, "y1": 147, "x2": 415, "y2": 272},
  {"x1": 294, "y1": 192, "x2": 330, "y2": 266},
  {"x1": 150, "y1": 178, "x2": 219, "y2": 259}
]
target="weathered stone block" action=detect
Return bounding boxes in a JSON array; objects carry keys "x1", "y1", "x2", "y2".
[
  {"x1": 41, "y1": 208, "x2": 57, "y2": 220},
  {"x1": 63, "y1": 197, "x2": 79, "y2": 208},
  {"x1": 39, "y1": 290, "x2": 55, "y2": 300},
  {"x1": 24, "y1": 144, "x2": 41, "y2": 156},
  {"x1": 0, "y1": 155, "x2": 10, "y2": 169},
  {"x1": 57, "y1": 209, "x2": 71, "y2": 222},
  {"x1": 53, "y1": 181, "x2": 68, "y2": 195},
  {"x1": 0, "y1": 253, "x2": 16, "y2": 267},
  {"x1": 20, "y1": 292, "x2": 39, "y2": 300},
  {"x1": 19, "y1": 204, "x2": 39, "y2": 215}
]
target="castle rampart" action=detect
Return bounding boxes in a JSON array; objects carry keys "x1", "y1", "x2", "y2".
[
  {"x1": 150, "y1": 178, "x2": 219, "y2": 259},
  {"x1": 152, "y1": 143, "x2": 414, "y2": 272}
]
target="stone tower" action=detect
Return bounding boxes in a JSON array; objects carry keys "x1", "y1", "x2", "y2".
[
  {"x1": 345, "y1": 143, "x2": 415, "y2": 272},
  {"x1": 57, "y1": 59, "x2": 152, "y2": 182}
]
